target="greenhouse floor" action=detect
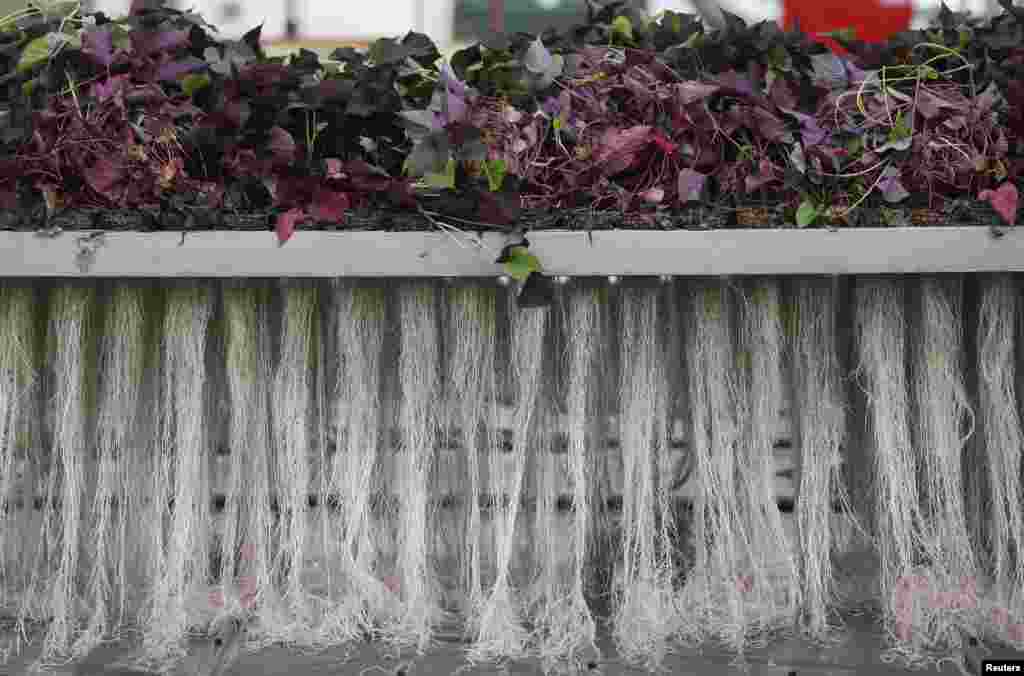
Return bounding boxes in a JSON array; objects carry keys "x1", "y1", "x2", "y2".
[{"x1": 4, "y1": 610, "x2": 1013, "y2": 675}]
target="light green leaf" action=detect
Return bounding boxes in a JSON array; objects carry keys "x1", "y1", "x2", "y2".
[
  {"x1": 503, "y1": 245, "x2": 541, "y2": 282},
  {"x1": 17, "y1": 35, "x2": 52, "y2": 73},
  {"x1": 423, "y1": 157, "x2": 456, "y2": 189},
  {"x1": 611, "y1": 16, "x2": 633, "y2": 42},
  {"x1": 484, "y1": 158, "x2": 506, "y2": 192},
  {"x1": 796, "y1": 201, "x2": 819, "y2": 227},
  {"x1": 181, "y1": 73, "x2": 211, "y2": 97}
]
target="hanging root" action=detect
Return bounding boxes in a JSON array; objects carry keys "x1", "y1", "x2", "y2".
[
  {"x1": 733, "y1": 278, "x2": 801, "y2": 644},
  {"x1": 677, "y1": 279, "x2": 749, "y2": 651},
  {"x1": 445, "y1": 283, "x2": 497, "y2": 636},
  {"x1": 34, "y1": 283, "x2": 95, "y2": 662},
  {"x1": 73, "y1": 283, "x2": 148, "y2": 659},
  {"x1": 852, "y1": 277, "x2": 924, "y2": 639},
  {"x1": 790, "y1": 277, "x2": 855, "y2": 641},
  {"x1": 388, "y1": 282, "x2": 443, "y2": 652},
  {"x1": 530, "y1": 283, "x2": 599, "y2": 670},
  {"x1": 611, "y1": 283, "x2": 676, "y2": 668},
  {"x1": 143, "y1": 282, "x2": 213, "y2": 669},
  {"x1": 0, "y1": 283, "x2": 39, "y2": 625},
  {"x1": 265, "y1": 280, "x2": 318, "y2": 646},
  {"x1": 218, "y1": 282, "x2": 274, "y2": 641},
  {"x1": 879, "y1": 275, "x2": 981, "y2": 661},
  {"x1": 973, "y1": 274, "x2": 1024, "y2": 644},
  {"x1": 324, "y1": 282, "x2": 389, "y2": 646},
  {"x1": 467, "y1": 290, "x2": 546, "y2": 663}
]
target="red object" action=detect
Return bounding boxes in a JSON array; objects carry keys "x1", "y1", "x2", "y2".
[
  {"x1": 276, "y1": 208, "x2": 304, "y2": 245},
  {"x1": 781, "y1": 0, "x2": 913, "y2": 55}
]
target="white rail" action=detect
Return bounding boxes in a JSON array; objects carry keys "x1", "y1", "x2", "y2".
[{"x1": 1, "y1": 227, "x2": 1022, "y2": 277}]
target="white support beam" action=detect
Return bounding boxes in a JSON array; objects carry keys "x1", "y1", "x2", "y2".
[{"x1": 1, "y1": 227, "x2": 1022, "y2": 277}]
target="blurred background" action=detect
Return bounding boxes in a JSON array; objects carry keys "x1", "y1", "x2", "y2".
[{"x1": 10, "y1": 0, "x2": 1010, "y2": 53}]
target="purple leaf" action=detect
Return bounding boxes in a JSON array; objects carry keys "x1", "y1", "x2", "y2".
[
  {"x1": 979, "y1": 182, "x2": 1019, "y2": 225},
  {"x1": 781, "y1": 108, "x2": 828, "y2": 147},
  {"x1": 92, "y1": 75, "x2": 129, "y2": 103},
  {"x1": 541, "y1": 96, "x2": 561, "y2": 119},
  {"x1": 156, "y1": 57, "x2": 205, "y2": 82},
  {"x1": 155, "y1": 29, "x2": 191, "y2": 52},
  {"x1": 82, "y1": 26, "x2": 114, "y2": 67},
  {"x1": 678, "y1": 168, "x2": 707, "y2": 203},
  {"x1": 440, "y1": 61, "x2": 468, "y2": 98},
  {"x1": 878, "y1": 167, "x2": 910, "y2": 203},
  {"x1": 130, "y1": 29, "x2": 190, "y2": 57},
  {"x1": 430, "y1": 87, "x2": 466, "y2": 126},
  {"x1": 524, "y1": 37, "x2": 554, "y2": 75},
  {"x1": 717, "y1": 70, "x2": 755, "y2": 96}
]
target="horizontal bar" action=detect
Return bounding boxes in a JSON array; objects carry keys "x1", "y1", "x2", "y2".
[
  {"x1": 1, "y1": 493, "x2": 848, "y2": 514},
  {"x1": 0, "y1": 227, "x2": 1020, "y2": 277}
]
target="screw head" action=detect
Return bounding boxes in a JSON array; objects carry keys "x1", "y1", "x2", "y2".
[
  {"x1": 607, "y1": 275, "x2": 619, "y2": 285},
  {"x1": 497, "y1": 275, "x2": 511, "y2": 286}
]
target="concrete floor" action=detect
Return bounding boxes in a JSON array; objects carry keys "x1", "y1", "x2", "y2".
[{"x1": 4, "y1": 610, "x2": 1008, "y2": 676}]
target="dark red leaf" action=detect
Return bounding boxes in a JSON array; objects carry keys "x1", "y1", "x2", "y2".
[
  {"x1": 276, "y1": 208, "x2": 305, "y2": 245},
  {"x1": 311, "y1": 187, "x2": 350, "y2": 222},
  {"x1": 324, "y1": 158, "x2": 343, "y2": 179},
  {"x1": 652, "y1": 133, "x2": 678, "y2": 156},
  {"x1": 267, "y1": 126, "x2": 296, "y2": 164},
  {"x1": 84, "y1": 156, "x2": 126, "y2": 196},
  {"x1": 595, "y1": 126, "x2": 652, "y2": 175},
  {"x1": 0, "y1": 182, "x2": 16, "y2": 209}
]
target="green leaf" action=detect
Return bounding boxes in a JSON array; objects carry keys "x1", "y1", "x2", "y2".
[
  {"x1": 503, "y1": 245, "x2": 541, "y2": 282},
  {"x1": 796, "y1": 201, "x2": 819, "y2": 227},
  {"x1": 611, "y1": 16, "x2": 634, "y2": 42},
  {"x1": 22, "y1": 78, "x2": 37, "y2": 97},
  {"x1": 111, "y1": 24, "x2": 131, "y2": 52},
  {"x1": 484, "y1": 158, "x2": 507, "y2": 192},
  {"x1": 889, "y1": 111, "x2": 912, "y2": 141},
  {"x1": 423, "y1": 157, "x2": 456, "y2": 189},
  {"x1": 181, "y1": 73, "x2": 211, "y2": 97},
  {"x1": 17, "y1": 35, "x2": 51, "y2": 73}
]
